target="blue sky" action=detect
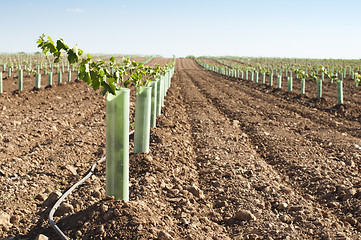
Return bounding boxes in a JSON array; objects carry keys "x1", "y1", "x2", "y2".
[{"x1": 0, "y1": 0, "x2": 360, "y2": 59}]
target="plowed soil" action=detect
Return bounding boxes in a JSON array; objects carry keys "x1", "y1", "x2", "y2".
[{"x1": 1, "y1": 58, "x2": 361, "y2": 240}]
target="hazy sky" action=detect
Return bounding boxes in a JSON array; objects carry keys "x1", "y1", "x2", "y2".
[{"x1": 1, "y1": 0, "x2": 360, "y2": 59}]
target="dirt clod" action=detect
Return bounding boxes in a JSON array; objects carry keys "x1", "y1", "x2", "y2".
[
  {"x1": 235, "y1": 209, "x2": 256, "y2": 221},
  {"x1": 43, "y1": 191, "x2": 62, "y2": 207},
  {"x1": 158, "y1": 230, "x2": 174, "y2": 240},
  {"x1": 56, "y1": 202, "x2": 73, "y2": 216},
  {"x1": 34, "y1": 234, "x2": 48, "y2": 240}
]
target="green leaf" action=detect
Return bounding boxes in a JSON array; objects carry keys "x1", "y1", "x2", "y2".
[
  {"x1": 124, "y1": 79, "x2": 130, "y2": 88},
  {"x1": 101, "y1": 81, "x2": 116, "y2": 95},
  {"x1": 56, "y1": 39, "x2": 69, "y2": 51},
  {"x1": 36, "y1": 34, "x2": 45, "y2": 47},
  {"x1": 79, "y1": 63, "x2": 86, "y2": 73},
  {"x1": 82, "y1": 72, "x2": 91, "y2": 84},
  {"x1": 108, "y1": 77, "x2": 115, "y2": 85},
  {"x1": 44, "y1": 42, "x2": 57, "y2": 54},
  {"x1": 67, "y1": 49, "x2": 78, "y2": 64},
  {"x1": 47, "y1": 36, "x2": 55, "y2": 47},
  {"x1": 90, "y1": 71, "x2": 100, "y2": 89},
  {"x1": 132, "y1": 61, "x2": 138, "y2": 67},
  {"x1": 99, "y1": 69, "x2": 105, "y2": 76}
]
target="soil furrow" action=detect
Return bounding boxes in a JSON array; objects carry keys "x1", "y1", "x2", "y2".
[
  {"x1": 182, "y1": 59, "x2": 361, "y2": 236},
  {"x1": 0, "y1": 82, "x2": 106, "y2": 169},
  {"x1": 0, "y1": 82, "x2": 109, "y2": 236},
  {"x1": 175, "y1": 59, "x2": 361, "y2": 239},
  {"x1": 202, "y1": 69, "x2": 361, "y2": 139}
]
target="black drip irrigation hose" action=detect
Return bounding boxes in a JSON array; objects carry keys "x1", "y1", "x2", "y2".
[{"x1": 49, "y1": 129, "x2": 135, "y2": 240}]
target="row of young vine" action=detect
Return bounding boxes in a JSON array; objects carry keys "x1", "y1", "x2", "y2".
[
  {"x1": 191, "y1": 56, "x2": 361, "y2": 105},
  {"x1": 27, "y1": 35, "x2": 176, "y2": 239},
  {"x1": 34, "y1": 35, "x2": 175, "y2": 202},
  {"x1": 0, "y1": 52, "x2": 156, "y2": 93}
]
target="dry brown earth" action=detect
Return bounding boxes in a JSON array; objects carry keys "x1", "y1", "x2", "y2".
[{"x1": 1, "y1": 58, "x2": 361, "y2": 239}]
